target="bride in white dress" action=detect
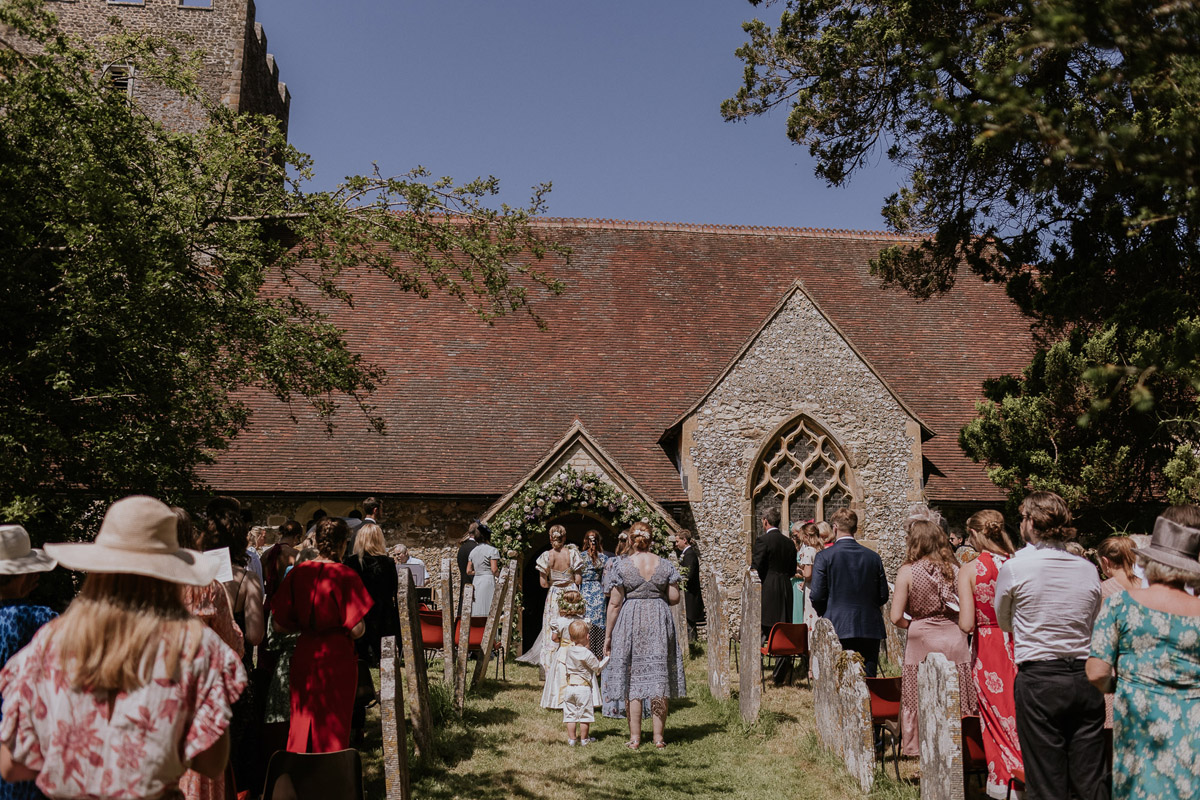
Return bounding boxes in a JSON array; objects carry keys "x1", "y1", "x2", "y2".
[{"x1": 516, "y1": 525, "x2": 584, "y2": 666}]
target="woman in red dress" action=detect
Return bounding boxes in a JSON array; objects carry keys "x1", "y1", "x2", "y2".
[
  {"x1": 271, "y1": 516, "x2": 373, "y2": 753},
  {"x1": 957, "y1": 509, "x2": 1022, "y2": 800}
]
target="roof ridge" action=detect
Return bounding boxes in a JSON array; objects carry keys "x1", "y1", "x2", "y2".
[{"x1": 531, "y1": 216, "x2": 920, "y2": 240}]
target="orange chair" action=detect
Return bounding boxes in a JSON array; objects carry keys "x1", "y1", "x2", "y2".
[
  {"x1": 865, "y1": 676, "x2": 902, "y2": 780},
  {"x1": 1005, "y1": 767, "x2": 1025, "y2": 800},
  {"x1": 759, "y1": 623, "x2": 809, "y2": 689},
  {"x1": 418, "y1": 610, "x2": 448, "y2": 661},
  {"x1": 962, "y1": 715, "x2": 989, "y2": 790},
  {"x1": 453, "y1": 615, "x2": 505, "y2": 680}
]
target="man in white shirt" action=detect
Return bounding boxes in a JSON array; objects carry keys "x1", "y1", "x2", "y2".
[
  {"x1": 391, "y1": 544, "x2": 427, "y2": 588},
  {"x1": 994, "y1": 491, "x2": 1107, "y2": 800}
]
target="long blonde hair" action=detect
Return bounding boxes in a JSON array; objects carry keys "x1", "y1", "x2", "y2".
[
  {"x1": 353, "y1": 522, "x2": 387, "y2": 558},
  {"x1": 54, "y1": 573, "x2": 204, "y2": 692},
  {"x1": 904, "y1": 520, "x2": 958, "y2": 583}
]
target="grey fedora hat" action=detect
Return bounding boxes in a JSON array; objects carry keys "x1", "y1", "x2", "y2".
[
  {"x1": 1141, "y1": 516, "x2": 1200, "y2": 575},
  {"x1": 0, "y1": 525, "x2": 57, "y2": 575}
]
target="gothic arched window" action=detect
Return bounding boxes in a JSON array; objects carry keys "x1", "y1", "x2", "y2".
[{"x1": 750, "y1": 416, "x2": 854, "y2": 531}]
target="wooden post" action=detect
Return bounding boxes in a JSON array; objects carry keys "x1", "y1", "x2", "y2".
[
  {"x1": 471, "y1": 564, "x2": 511, "y2": 688},
  {"x1": 704, "y1": 567, "x2": 731, "y2": 700},
  {"x1": 738, "y1": 567, "x2": 762, "y2": 723},
  {"x1": 395, "y1": 568, "x2": 433, "y2": 758},
  {"x1": 378, "y1": 636, "x2": 410, "y2": 800},
  {"x1": 498, "y1": 558, "x2": 518, "y2": 660},
  {"x1": 439, "y1": 558, "x2": 454, "y2": 687},
  {"x1": 453, "y1": 583, "x2": 473, "y2": 714}
]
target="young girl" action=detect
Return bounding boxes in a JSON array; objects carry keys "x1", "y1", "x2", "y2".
[
  {"x1": 560, "y1": 620, "x2": 608, "y2": 745},
  {"x1": 540, "y1": 590, "x2": 589, "y2": 709}
]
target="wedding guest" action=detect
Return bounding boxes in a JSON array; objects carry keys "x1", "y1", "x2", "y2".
[
  {"x1": 890, "y1": 513, "x2": 975, "y2": 757},
  {"x1": 0, "y1": 525, "x2": 56, "y2": 800},
  {"x1": 604, "y1": 522, "x2": 685, "y2": 749},
  {"x1": 816, "y1": 520, "x2": 835, "y2": 547},
  {"x1": 391, "y1": 544, "x2": 428, "y2": 588},
  {"x1": 674, "y1": 529, "x2": 704, "y2": 641},
  {"x1": 794, "y1": 522, "x2": 822, "y2": 636},
  {"x1": 957, "y1": 509, "x2": 1022, "y2": 800},
  {"x1": 810, "y1": 509, "x2": 889, "y2": 677},
  {"x1": 0, "y1": 497, "x2": 244, "y2": 800},
  {"x1": 456, "y1": 522, "x2": 480, "y2": 617},
  {"x1": 579, "y1": 530, "x2": 611, "y2": 657},
  {"x1": 560, "y1": 620, "x2": 608, "y2": 746},
  {"x1": 754, "y1": 507, "x2": 797, "y2": 684},
  {"x1": 262, "y1": 520, "x2": 303, "y2": 603},
  {"x1": 467, "y1": 525, "x2": 500, "y2": 616},
  {"x1": 1087, "y1": 505, "x2": 1200, "y2": 800},
  {"x1": 343, "y1": 522, "x2": 399, "y2": 740},
  {"x1": 173, "y1": 507, "x2": 244, "y2": 800},
  {"x1": 541, "y1": 590, "x2": 588, "y2": 710},
  {"x1": 271, "y1": 517, "x2": 372, "y2": 753},
  {"x1": 995, "y1": 491, "x2": 1106, "y2": 800},
  {"x1": 1096, "y1": 536, "x2": 1140, "y2": 597}
]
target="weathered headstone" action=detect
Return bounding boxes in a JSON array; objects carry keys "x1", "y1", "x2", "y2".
[
  {"x1": 395, "y1": 568, "x2": 433, "y2": 758},
  {"x1": 811, "y1": 618, "x2": 876, "y2": 793},
  {"x1": 439, "y1": 558, "x2": 455, "y2": 686},
  {"x1": 471, "y1": 564, "x2": 512, "y2": 688},
  {"x1": 671, "y1": 591, "x2": 688, "y2": 651},
  {"x1": 882, "y1": 599, "x2": 907, "y2": 669},
  {"x1": 738, "y1": 567, "x2": 762, "y2": 723},
  {"x1": 498, "y1": 558, "x2": 518, "y2": 663},
  {"x1": 704, "y1": 566, "x2": 731, "y2": 700},
  {"x1": 453, "y1": 582, "x2": 474, "y2": 713},
  {"x1": 378, "y1": 636, "x2": 410, "y2": 800},
  {"x1": 917, "y1": 652, "x2": 965, "y2": 800}
]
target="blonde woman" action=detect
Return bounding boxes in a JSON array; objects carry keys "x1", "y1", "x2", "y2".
[
  {"x1": 0, "y1": 496, "x2": 245, "y2": 799},
  {"x1": 517, "y1": 525, "x2": 584, "y2": 665}
]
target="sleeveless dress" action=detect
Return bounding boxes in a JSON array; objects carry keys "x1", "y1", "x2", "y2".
[
  {"x1": 971, "y1": 551, "x2": 1022, "y2": 799},
  {"x1": 516, "y1": 547, "x2": 584, "y2": 665},
  {"x1": 604, "y1": 557, "x2": 686, "y2": 703},
  {"x1": 900, "y1": 559, "x2": 976, "y2": 756},
  {"x1": 579, "y1": 551, "x2": 610, "y2": 657},
  {"x1": 469, "y1": 543, "x2": 500, "y2": 616}
]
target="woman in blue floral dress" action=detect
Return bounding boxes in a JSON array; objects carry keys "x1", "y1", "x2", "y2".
[
  {"x1": 579, "y1": 530, "x2": 609, "y2": 658},
  {"x1": 1087, "y1": 510, "x2": 1200, "y2": 800}
]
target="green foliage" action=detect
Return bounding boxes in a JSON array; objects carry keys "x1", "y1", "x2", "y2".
[
  {"x1": 727, "y1": 0, "x2": 1200, "y2": 507},
  {"x1": 0, "y1": 0, "x2": 565, "y2": 539},
  {"x1": 490, "y1": 466, "x2": 674, "y2": 556}
]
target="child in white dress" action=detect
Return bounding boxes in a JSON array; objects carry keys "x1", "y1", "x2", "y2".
[
  {"x1": 560, "y1": 620, "x2": 608, "y2": 745},
  {"x1": 540, "y1": 590, "x2": 588, "y2": 709}
]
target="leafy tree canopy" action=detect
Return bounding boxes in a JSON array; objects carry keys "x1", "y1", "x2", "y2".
[
  {"x1": 0, "y1": 0, "x2": 565, "y2": 535},
  {"x1": 725, "y1": 0, "x2": 1200, "y2": 511}
]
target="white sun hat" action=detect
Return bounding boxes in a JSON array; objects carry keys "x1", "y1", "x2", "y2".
[{"x1": 0, "y1": 525, "x2": 57, "y2": 575}]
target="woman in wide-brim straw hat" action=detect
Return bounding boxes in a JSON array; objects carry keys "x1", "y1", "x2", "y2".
[
  {"x1": 0, "y1": 524, "x2": 58, "y2": 800},
  {"x1": 1088, "y1": 505, "x2": 1200, "y2": 800},
  {"x1": 0, "y1": 496, "x2": 247, "y2": 800}
]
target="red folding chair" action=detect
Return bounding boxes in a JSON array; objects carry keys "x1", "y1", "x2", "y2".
[
  {"x1": 759, "y1": 622, "x2": 809, "y2": 689},
  {"x1": 865, "y1": 676, "x2": 902, "y2": 780},
  {"x1": 962, "y1": 715, "x2": 989, "y2": 790},
  {"x1": 453, "y1": 615, "x2": 505, "y2": 679},
  {"x1": 1005, "y1": 767, "x2": 1025, "y2": 799},
  {"x1": 418, "y1": 610, "x2": 448, "y2": 662}
]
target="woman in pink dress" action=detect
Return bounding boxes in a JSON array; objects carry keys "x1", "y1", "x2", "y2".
[
  {"x1": 890, "y1": 516, "x2": 976, "y2": 758},
  {"x1": 957, "y1": 509, "x2": 1022, "y2": 799},
  {"x1": 0, "y1": 496, "x2": 245, "y2": 800}
]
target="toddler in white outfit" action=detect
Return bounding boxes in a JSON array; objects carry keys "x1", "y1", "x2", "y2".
[{"x1": 560, "y1": 619, "x2": 608, "y2": 745}]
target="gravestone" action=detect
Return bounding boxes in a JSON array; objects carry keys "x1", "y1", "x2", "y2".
[
  {"x1": 498, "y1": 558, "x2": 518, "y2": 662},
  {"x1": 672, "y1": 591, "x2": 688, "y2": 651},
  {"x1": 395, "y1": 568, "x2": 433, "y2": 758},
  {"x1": 471, "y1": 564, "x2": 512, "y2": 688},
  {"x1": 917, "y1": 653, "x2": 965, "y2": 800},
  {"x1": 810, "y1": 618, "x2": 876, "y2": 793},
  {"x1": 882, "y1": 599, "x2": 907, "y2": 668},
  {"x1": 453, "y1": 583, "x2": 474, "y2": 714},
  {"x1": 738, "y1": 568, "x2": 762, "y2": 723},
  {"x1": 704, "y1": 567, "x2": 730, "y2": 700},
  {"x1": 378, "y1": 636, "x2": 410, "y2": 800},
  {"x1": 439, "y1": 558, "x2": 455, "y2": 686}
]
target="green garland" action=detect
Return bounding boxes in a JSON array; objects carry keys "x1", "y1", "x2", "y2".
[{"x1": 491, "y1": 466, "x2": 674, "y2": 556}]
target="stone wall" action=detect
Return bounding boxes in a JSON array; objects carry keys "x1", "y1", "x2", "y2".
[
  {"x1": 44, "y1": 0, "x2": 288, "y2": 133},
  {"x1": 682, "y1": 289, "x2": 922, "y2": 632}
]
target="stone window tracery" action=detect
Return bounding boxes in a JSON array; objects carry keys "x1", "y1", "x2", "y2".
[{"x1": 750, "y1": 416, "x2": 854, "y2": 530}]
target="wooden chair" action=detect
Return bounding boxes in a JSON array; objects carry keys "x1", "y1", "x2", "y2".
[
  {"x1": 260, "y1": 748, "x2": 364, "y2": 800},
  {"x1": 759, "y1": 622, "x2": 809, "y2": 689},
  {"x1": 962, "y1": 715, "x2": 989, "y2": 790},
  {"x1": 864, "y1": 676, "x2": 902, "y2": 780},
  {"x1": 453, "y1": 615, "x2": 505, "y2": 679}
]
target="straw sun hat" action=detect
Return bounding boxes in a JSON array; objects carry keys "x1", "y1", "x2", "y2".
[
  {"x1": 44, "y1": 495, "x2": 218, "y2": 586},
  {"x1": 0, "y1": 525, "x2": 57, "y2": 575},
  {"x1": 1140, "y1": 515, "x2": 1200, "y2": 576}
]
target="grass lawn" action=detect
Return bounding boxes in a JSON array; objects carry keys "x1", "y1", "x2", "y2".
[{"x1": 360, "y1": 645, "x2": 920, "y2": 800}]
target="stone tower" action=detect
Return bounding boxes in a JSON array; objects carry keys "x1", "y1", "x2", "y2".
[{"x1": 44, "y1": 0, "x2": 289, "y2": 135}]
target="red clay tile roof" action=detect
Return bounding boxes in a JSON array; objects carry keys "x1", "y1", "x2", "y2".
[{"x1": 202, "y1": 218, "x2": 1033, "y2": 503}]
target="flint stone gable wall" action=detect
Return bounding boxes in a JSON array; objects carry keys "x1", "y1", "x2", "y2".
[{"x1": 683, "y1": 289, "x2": 922, "y2": 633}]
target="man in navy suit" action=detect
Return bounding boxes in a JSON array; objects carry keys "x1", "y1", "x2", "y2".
[
  {"x1": 808, "y1": 508, "x2": 889, "y2": 677},
  {"x1": 753, "y1": 507, "x2": 798, "y2": 684}
]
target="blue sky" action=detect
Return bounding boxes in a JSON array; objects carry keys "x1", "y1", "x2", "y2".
[{"x1": 254, "y1": 0, "x2": 904, "y2": 231}]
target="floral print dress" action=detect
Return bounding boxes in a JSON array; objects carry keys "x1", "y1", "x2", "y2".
[
  {"x1": 0, "y1": 601, "x2": 56, "y2": 800},
  {"x1": 579, "y1": 551, "x2": 609, "y2": 658},
  {"x1": 1090, "y1": 591, "x2": 1200, "y2": 800},
  {"x1": 970, "y1": 552, "x2": 1022, "y2": 799}
]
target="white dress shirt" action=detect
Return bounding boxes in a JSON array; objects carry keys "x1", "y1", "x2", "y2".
[{"x1": 994, "y1": 543, "x2": 1101, "y2": 664}]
